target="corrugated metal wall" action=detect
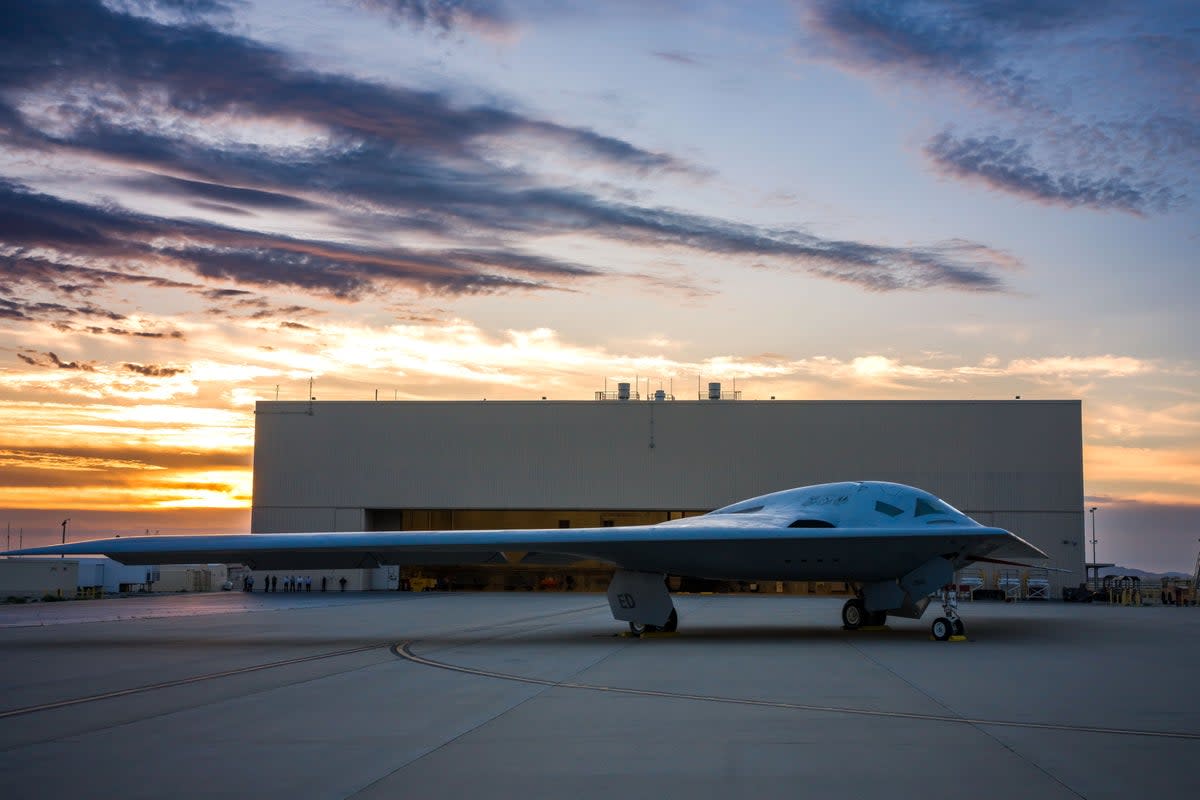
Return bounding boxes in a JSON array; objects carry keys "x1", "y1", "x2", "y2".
[{"x1": 251, "y1": 399, "x2": 1085, "y2": 589}]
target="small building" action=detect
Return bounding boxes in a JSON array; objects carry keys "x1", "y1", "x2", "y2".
[
  {"x1": 0, "y1": 558, "x2": 79, "y2": 600},
  {"x1": 151, "y1": 563, "x2": 229, "y2": 593},
  {"x1": 1, "y1": 557, "x2": 229, "y2": 598}
]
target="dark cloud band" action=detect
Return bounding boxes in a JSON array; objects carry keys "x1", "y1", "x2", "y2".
[
  {"x1": 799, "y1": 0, "x2": 1196, "y2": 215},
  {"x1": 925, "y1": 131, "x2": 1179, "y2": 214},
  {"x1": 0, "y1": 0, "x2": 1016, "y2": 303}
]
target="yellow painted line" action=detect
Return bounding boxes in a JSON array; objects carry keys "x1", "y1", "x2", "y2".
[{"x1": 392, "y1": 640, "x2": 1200, "y2": 742}]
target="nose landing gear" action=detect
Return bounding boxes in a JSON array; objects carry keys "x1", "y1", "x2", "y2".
[{"x1": 930, "y1": 588, "x2": 966, "y2": 641}]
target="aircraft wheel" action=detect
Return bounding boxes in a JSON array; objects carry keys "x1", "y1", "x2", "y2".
[
  {"x1": 628, "y1": 621, "x2": 647, "y2": 636},
  {"x1": 841, "y1": 598, "x2": 866, "y2": 629},
  {"x1": 660, "y1": 609, "x2": 679, "y2": 633},
  {"x1": 952, "y1": 619, "x2": 965, "y2": 637},
  {"x1": 931, "y1": 617, "x2": 953, "y2": 641},
  {"x1": 867, "y1": 610, "x2": 887, "y2": 626}
]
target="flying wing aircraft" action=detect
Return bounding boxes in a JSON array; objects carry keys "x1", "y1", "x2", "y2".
[{"x1": 4, "y1": 481, "x2": 1048, "y2": 640}]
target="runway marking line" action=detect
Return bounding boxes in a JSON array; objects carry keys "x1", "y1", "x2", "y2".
[
  {"x1": 0, "y1": 601, "x2": 608, "y2": 720},
  {"x1": 393, "y1": 640, "x2": 1200, "y2": 742},
  {"x1": 0, "y1": 643, "x2": 382, "y2": 720}
]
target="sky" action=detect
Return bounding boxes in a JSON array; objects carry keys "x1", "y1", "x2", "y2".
[{"x1": 1, "y1": 0, "x2": 1197, "y2": 572}]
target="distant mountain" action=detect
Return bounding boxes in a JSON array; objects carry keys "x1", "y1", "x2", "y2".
[{"x1": 1099, "y1": 566, "x2": 1190, "y2": 580}]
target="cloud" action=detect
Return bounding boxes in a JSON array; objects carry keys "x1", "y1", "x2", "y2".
[
  {"x1": 1004, "y1": 355, "x2": 1151, "y2": 378},
  {"x1": 83, "y1": 327, "x2": 187, "y2": 339},
  {"x1": 799, "y1": 0, "x2": 1045, "y2": 105},
  {"x1": 0, "y1": 181, "x2": 595, "y2": 298},
  {"x1": 347, "y1": 0, "x2": 513, "y2": 35},
  {"x1": 925, "y1": 131, "x2": 1179, "y2": 214},
  {"x1": 17, "y1": 351, "x2": 96, "y2": 371},
  {"x1": 0, "y1": 1, "x2": 1018, "y2": 297},
  {"x1": 124, "y1": 363, "x2": 189, "y2": 377},
  {"x1": 127, "y1": 175, "x2": 322, "y2": 212},
  {"x1": 0, "y1": 297, "x2": 82, "y2": 322},
  {"x1": 0, "y1": 1, "x2": 680, "y2": 174},
  {"x1": 116, "y1": 0, "x2": 241, "y2": 17},
  {"x1": 653, "y1": 51, "x2": 705, "y2": 67},
  {"x1": 797, "y1": 1, "x2": 1199, "y2": 213},
  {"x1": 0, "y1": 448, "x2": 163, "y2": 473}
]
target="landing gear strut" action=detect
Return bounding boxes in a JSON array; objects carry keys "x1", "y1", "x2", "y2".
[{"x1": 931, "y1": 587, "x2": 966, "y2": 641}]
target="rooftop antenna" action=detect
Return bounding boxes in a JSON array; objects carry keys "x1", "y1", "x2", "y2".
[{"x1": 275, "y1": 384, "x2": 279, "y2": 401}]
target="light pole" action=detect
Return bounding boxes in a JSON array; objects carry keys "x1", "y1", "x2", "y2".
[
  {"x1": 61, "y1": 518, "x2": 69, "y2": 559},
  {"x1": 1088, "y1": 507, "x2": 1098, "y2": 583}
]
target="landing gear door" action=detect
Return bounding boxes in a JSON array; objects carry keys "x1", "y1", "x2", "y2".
[{"x1": 606, "y1": 570, "x2": 673, "y2": 626}]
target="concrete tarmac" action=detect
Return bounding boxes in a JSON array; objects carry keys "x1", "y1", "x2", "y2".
[{"x1": 0, "y1": 592, "x2": 1196, "y2": 799}]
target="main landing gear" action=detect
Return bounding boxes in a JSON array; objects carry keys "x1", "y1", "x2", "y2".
[
  {"x1": 930, "y1": 588, "x2": 966, "y2": 641},
  {"x1": 843, "y1": 592, "x2": 965, "y2": 640},
  {"x1": 628, "y1": 609, "x2": 679, "y2": 636},
  {"x1": 841, "y1": 598, "x2": 886, "y2": 630}
]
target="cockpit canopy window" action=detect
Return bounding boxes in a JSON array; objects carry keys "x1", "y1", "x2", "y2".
[
  {"x1": 915, "y1": 497, "x2": 955, "y2": 517},
  {"x1": 874, "y1": 500, "x2": 904, "y2": 517},
  {"x1": 788, "y1": 519, "x2": 835, "y2": 528},
  {"x1": 711, "y1": 504, "x2": 764, "y2": 515}
]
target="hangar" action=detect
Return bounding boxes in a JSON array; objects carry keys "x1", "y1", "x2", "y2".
[{"x1": 251, "y1": 396, "x2": 1085, "y2": 595}]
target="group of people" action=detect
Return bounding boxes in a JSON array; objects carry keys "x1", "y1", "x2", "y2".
[
  {"x1": 278, "y1": 575, "x2": 311, "y2": 592},
  {"x1": 254, "y1": 574, "x2": 349, "y2": 592}
]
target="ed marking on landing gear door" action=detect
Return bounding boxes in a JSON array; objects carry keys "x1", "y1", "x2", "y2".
[{"x1": 616, "y1": 593, "x2": 636, "y2": 609}]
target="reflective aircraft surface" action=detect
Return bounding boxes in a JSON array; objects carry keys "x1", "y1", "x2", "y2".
[{"x1": 5, "y1": 481, "x2": 1047, "y2": 640}]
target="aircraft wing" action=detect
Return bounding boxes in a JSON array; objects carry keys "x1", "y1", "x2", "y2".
[
  {"x1": 3, "y1": 482, "x2": 1054, "y2": 581},
  {"x1": 1, "y1": 521, "x2": 1046, "y2": 582}
]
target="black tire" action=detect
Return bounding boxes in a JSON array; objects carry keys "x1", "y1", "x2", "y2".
[
  {"x1": 628, "y1": 621, "x2": 647, "y2": 636},
  {"x1": 952, "y1": 618, "x2": 965, "y2": 637},
  {"x1": 660, "y1": 609, "x2": 679, "y2": 633},
  {"x1": 866, "y1": 610, "x2": 887, "y2": 627},
  {"x1": 931, "y1": 617, "x2": 952, "y2": 641},
  {"x1": 842, "y1": 598, "x2": 866, "y2": 629}
]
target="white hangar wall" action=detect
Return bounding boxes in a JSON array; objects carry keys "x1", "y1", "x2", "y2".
[{"x1": 251, "y1": 399, "x2": 1085, "y2": 591}]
